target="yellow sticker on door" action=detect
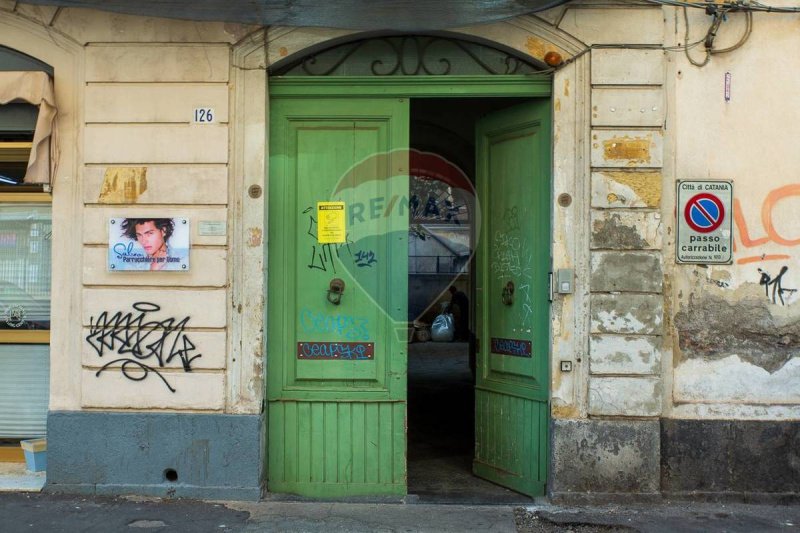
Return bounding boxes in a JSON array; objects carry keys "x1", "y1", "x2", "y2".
[{"x1": 317, "y1": 201, "x2": 346, "y2": 243}]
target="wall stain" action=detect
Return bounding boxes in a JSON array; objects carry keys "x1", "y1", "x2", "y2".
[
  {"x1": 591, "y1": 213, "x2": 649, "y2": 249},
  {"x1": 674, "y1": 290, "x2": 800, "y2": 373},
  {"x1": 247, "y1": 227, "x2": 263, "y2": 247},
  {"x1": 599, "y1": 171, "x2": 661, "y2": 207},
  {"x1": 551, "y1": 404, "x2": 579, "y2": 419},
  {"x1": 524, "y1": 36, "x2": 548, "y2": 60},
  {"x1": 98, "y1": 167, "x2": 148, "y2": 204},
  {"x1": 602, "y1": 136, "x2": 652, "y2": 165},
  {"x1": 223, "y1": 23, "x2": 252, "y2": 42}
]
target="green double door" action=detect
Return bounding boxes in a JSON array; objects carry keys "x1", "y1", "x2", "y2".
[{"x1": 268, "y1": 84, "x2": 550, "y2": 498}]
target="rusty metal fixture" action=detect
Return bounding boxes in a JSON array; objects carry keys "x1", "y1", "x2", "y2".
[
  {"x1": 558, "y1": 193, "x2": 572, "y2": 207},
  {"x1": 502, "y1": 280, "x2": 515, "y2": 306},
  {"x1": 248, "y1": 184, "x2": 263, "y2": 199},
  {"x1": 544, "y1": 50, "x2": 563, "y2": 67},
  {"x1": 327, "y1": 278, "x2": 346, "y2": 305}
]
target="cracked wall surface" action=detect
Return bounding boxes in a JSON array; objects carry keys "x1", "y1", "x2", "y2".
[{"x1": 669, "y1": 7, "x2": 800, "y2": 419}]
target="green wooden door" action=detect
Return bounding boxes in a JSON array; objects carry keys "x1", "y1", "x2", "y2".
[
  {"x1": 473, "y1": 100, "x2": 551, "y2": 497},
  {"x1": 268, "y1": 97, "x2": 409, "y2": 497}
]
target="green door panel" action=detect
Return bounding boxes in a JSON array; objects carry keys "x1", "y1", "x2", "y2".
[
  {"x1": 269, "y1": 400, "x2": 406, "y2": 497},
  {"x1": 473, "y1": 100, "x2": 551, "y2": 497},
  {"x1": 268, "y1": 97, "x2": 409, "y2": 497}
]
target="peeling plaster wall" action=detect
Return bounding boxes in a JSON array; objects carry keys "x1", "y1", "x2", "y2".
[
  {"x1": 587, "y1": 38, "x2": 666, "y2": 419},
  {"x1": 668, "y1": 4, "x2": 800, "y2": 419}
]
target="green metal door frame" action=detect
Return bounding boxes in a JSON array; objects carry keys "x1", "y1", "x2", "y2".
[
  {"x1": 267, "y1": 74, "x2": 553, "y2": 498},
  {"x1": 269, "y1": 75, "x2": 551, "y2": 98}
]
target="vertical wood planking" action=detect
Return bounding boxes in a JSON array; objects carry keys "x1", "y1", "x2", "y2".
[
  {"x1": 492, "y1": 391, "x2": 500, "y2": 467},
  {"x1": 538, "y1": 402, "x2": 548, "y2": 482},
  {"x1": 267, "y1": 400, "x2": 404, "y2": 493},
  {"x1": 523, "y1": 397, "x2": 533, "y2": 482},
  {"x1": 284, "y1": 401, "x2": 298, "y2": 483},
  {"x1": 310, "y1": 402, "x2": 324, "y2": 483},
  {"x1": 297, "y1": 402, "x2": 311, "y2": 482},
  {"x1": 475, "y1": 389, "x2": 546, "y2": 483},
  {"x1": 378, "y1": 402, "x2": 393, "y2": 484},
  {"x1": 324, "y1": 402, "x2": 338, "y2": 483},
  {"x1": 365, "y1": 403, "x2": 379, "y2": 484},
  {"x1": 338, "y1": 403, "x2": 353, "y2": 483},
  {"x1": 352, "y1": 402, "x2": 366, "y2": 484}
]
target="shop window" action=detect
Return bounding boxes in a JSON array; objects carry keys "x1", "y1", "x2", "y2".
[{"x1": 0, "y1": 46, "x2": 53, "y2": 449}]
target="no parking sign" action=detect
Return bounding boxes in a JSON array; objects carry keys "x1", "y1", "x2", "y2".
[{"x1": 676, "y1": 180, "x2": 733, "y2": 264}]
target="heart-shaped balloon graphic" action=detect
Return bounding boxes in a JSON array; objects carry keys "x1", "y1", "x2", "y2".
[{"x1": 304, "y1": 149, "x2": 481, "y2": 327}]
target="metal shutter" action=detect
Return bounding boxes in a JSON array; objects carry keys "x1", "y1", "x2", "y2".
[{"x1": 0, "y1": 344, "x2": 48, "y2": 438}]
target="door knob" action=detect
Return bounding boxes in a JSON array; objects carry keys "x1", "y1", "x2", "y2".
[
  {"x1": 327, "y1": 278, "x2": 345, "y2": 305},
  {"x1": 502, "y1": 280, "x2": 514, "y2": 306}
]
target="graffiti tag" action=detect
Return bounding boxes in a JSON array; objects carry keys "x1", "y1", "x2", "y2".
[
  {"x1": 85, "y1": 302, "x2": 201, "y2": 392},
  {"x1": 757, "y1": 266, "x2": 797, "y2": 306},
  {"x1": 299, "y1": 308, "x2": 370, "y2": 340},
  {"x1": 734, "y1": 184, "x2": 800, "y2": 264},
  {"x1": 297, "y1": 341, "x2": 374, "y2": 360},
  {"x1": 490, "y1": 337, "x2": 532, "y2": 358}
]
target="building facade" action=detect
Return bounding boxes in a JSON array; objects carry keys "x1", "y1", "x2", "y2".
[{"x1": 0, "y1": 0, "x2": 798, "y2": 501}]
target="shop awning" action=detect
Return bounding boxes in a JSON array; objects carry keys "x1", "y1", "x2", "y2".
[
  {"x1": 0, "y1": 71, "x2": 57, "y2": 185},
  {"x1": 18, "y1": 0, "x2": 569, "y2": 30}
]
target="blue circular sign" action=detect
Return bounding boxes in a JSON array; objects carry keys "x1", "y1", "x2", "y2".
[{"x1": 684, "y1": 193, "x2": 725, "y2": 233}]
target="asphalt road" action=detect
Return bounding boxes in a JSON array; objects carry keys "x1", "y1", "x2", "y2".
[{"x1": 1, "y1": 493, "x2": 799, "y2": 532}]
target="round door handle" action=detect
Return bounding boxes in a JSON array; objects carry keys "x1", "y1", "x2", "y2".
[
  {"x1": 327, "y1": 278, "x2": 345, "y2": 305},
  {"x1": 502, "y1": 280, "x2": 514, "y2": 306}
]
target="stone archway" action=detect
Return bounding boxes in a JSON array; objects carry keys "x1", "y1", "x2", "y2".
[{"x1": 230, "y1": 15, "x2": 593, "y2": 491}]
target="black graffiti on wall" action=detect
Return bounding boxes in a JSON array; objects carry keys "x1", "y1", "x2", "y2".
[
  {"x1": 85, "y1": 302, "x2": 202, "y2": 392},
  {"x1": 758, "y1": 266, "x2": 797, "y2": 306}
]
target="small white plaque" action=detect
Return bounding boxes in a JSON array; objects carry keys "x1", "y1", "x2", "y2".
[
  {"x1": 198, "y1": 220, "x2": 226, "y2": 236},
  {"x1": 193, "y1": 107, "x2": 216, "y2": 124}
]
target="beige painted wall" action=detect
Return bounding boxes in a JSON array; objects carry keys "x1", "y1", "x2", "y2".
[
  {"x1": 0, "y1": 2, "x2": 256, "y2": 413},
  {"x1": 666, "y1": 5, "x2": 800, "y2": 419}
]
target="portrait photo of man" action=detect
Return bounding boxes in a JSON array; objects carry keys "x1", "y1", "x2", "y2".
[{"x1": 108, "y1": 217, "x2": 190, "y2": 272}]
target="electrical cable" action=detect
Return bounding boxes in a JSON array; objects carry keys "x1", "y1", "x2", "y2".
[
  {"x1": 541, "y1": 0, "x2": 761, "y2": 71},
  {"x1": 644, "y1": 0, "x2": 800, "y2": 12},
  {"x1": 710, "y1": 11, "x2": 753, "y2": 54},
  {"x1": 684, "y1": 6, "x2": 712, "y2": 67},
  {"x1": 682, "y1": 6, "x2": 754, "y2": 67}
]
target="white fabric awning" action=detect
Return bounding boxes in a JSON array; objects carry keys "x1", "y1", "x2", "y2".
[{"x1": 0, "y1": 71, "x2": 57, "y2": 185}]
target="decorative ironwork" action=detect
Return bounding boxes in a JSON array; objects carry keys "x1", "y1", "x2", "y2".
[{"x1": 272, "y1": 35, "x2": 543, "y2": 77}]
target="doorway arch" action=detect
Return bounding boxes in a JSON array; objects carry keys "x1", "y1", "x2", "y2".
[{"x1": 229, "y1": 18, "x2": 592, "y2": 497}]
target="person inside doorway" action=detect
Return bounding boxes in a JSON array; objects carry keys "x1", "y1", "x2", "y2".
[
  {"x1": 120, "y1": 218, "x2": 174, "y2": 271},
  {"x1": 448, "y1": 285, "x2": 469, "y2": 341}
]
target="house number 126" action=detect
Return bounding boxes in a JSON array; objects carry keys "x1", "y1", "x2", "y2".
[{"x1": 193, "y1": 107, "x2": 215, "y2": 124}]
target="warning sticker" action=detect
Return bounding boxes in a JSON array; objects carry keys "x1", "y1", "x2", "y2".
[
  {"x1": 676, "y1": 180, "x2": 733, "y2": 264},
  {"x1": 317, "y1": 201, "x2": 346, "y2": 244}
]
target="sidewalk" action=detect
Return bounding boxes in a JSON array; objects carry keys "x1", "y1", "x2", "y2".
[{"x1": 1, "y1": 493, "x2": 799, "y2": 532}]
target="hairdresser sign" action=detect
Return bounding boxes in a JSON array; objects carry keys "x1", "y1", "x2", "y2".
[{"x1": 108, "y1": 217, "x2": 190, "y2": 272}]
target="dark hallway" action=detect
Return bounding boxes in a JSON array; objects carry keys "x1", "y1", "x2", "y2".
[{"x1": 406, "y1": 341, "x2": 531, "y2": 504}]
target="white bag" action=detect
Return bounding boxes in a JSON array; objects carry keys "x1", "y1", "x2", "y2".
[{"x1": 431, "y1": 313, "x2": 455, "y2": 342}]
